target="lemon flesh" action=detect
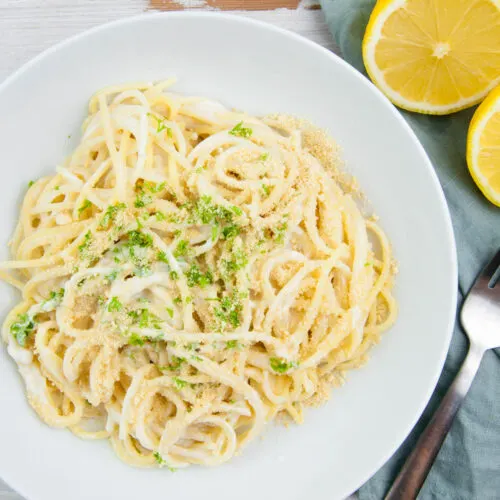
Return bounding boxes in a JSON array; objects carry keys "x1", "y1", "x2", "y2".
[
  {"x1": 467, "y1": 85, "x2": 500, "y2": 206},
  {"x1": 363, "y1": 0, "x2": 500, "y2": 115}
]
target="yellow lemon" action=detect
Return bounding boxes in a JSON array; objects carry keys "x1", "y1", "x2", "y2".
[
  {"x1": 362, "y1": 0, "x2": 500, "y2": 115},
  {"x1": 467, "y1": 85, "x2": 500, "y2": 206}
]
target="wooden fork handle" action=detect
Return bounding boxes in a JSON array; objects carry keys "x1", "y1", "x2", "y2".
[{"x1": 384, "y1": 342, "x2": 485, "y2": 500}]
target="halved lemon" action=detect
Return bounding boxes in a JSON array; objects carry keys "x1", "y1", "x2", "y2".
[
  {"x1": 467, "y1": 85, "x2": 500, "y2": 206},
  {"x1": 362, "y1": 0, "x2": 500, "y2": 115}
]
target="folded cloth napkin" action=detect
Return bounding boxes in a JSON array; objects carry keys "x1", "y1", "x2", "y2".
[{"x1": 319, "y1": 1, "x2": 500, "y2": 498}]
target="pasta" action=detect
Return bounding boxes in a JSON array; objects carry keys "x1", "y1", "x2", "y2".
[{"x1": 0, "y1": 81, "x2": 397, "y2": 469}]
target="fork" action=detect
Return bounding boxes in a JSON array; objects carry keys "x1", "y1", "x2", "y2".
[{"x1": 385, "y1": 249, "x2": 500, "y2": 500}]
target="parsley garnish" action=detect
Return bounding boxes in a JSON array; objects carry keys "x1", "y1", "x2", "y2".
[
  {"x1": 225, "y1": 340, "x2": 241, "y2": 350},
  {"x1": 41, "y1": 288, "x2": 65, "y2": 311},
  {"x1": 128, "y1": 333, "x2": 145, "y2": 346},
  {"x1": 10, "y1": 313, "x2": 36, "y2": 347},
  {"x1": 78, "y1": 199, "x2": 92, "y2": 216},
  {"x1": 134, "y1": 192, "x2": 153, "y2": 208},
  {"x1": 99, "y1": 203, "x2": 126, "y2": 228},
  {"x1": 169, "y1": 270, "x2": 179, "y2": 281},
  {"x1": 172, "y1": 377, "x2": 188, "y2": 390},
  {"x1": 128, "y1": 308, "x2": 163, "y2": 329},
  {"x1": 157, "y1": 251, "x2": 169, "y2": 263},
  {"x1": 166, "y1": 307, "x2": 174, "y2": 318},
  {"x1": 173, "y1": 297, "x2": 182, "y2": 305},
  {"x1": 221, "y1": 223, "x2": 240, "y2": 240},
  {"x1": 28, "y1": 180, "x2": 36, "y2": 188},
  {"x1": 173, "y1": 240, "x2": 189, "y2": 258},
  {"x1": 213, "y1": 294, "x2": 243, "y2": 330},
  {"x1": 127, "y1": 230, "x2": 153, "y2": 248},
  {"x1": 270, "y1": 357, "x2": 298, "y2": 374},
  {"x1": 168, "y1": 356, "x2": 185, "y2": 371},
  {"x1": 223, "y1": 248, "x2": 248, "y2": 275},
  {"x1": 108, "y1": 296, "x2": 122, "y2": 312},
  {"x1": 78, "y1": 231, "x2": 93, "y2": 257},
  {"x1": 188, "y1": 195, "x2": 241, "y2": 226},
  {"x1": 149, "y1": 114, "x2": 173, "y2": 136},
  {"x1": 274, "y1": 218, "x2": 288, "y2": 244},
  {"x1": 229, "y1": 122, "x2": 252, "y2": 138},
  {"x1": 258, "y1": 152, "x2": 269, "y2": 161},
  {"x1": 185, "y1": 264, "x2": 213, "y2": 288},
  {"x1": 261, "y1": 184, "x2": 272, "y2": 197},
  {"x1": 153, "y1": 451, "x2": 175, "y2": 471}
]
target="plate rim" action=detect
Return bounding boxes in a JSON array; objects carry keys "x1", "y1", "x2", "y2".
[{"x1": 0, "y1": 11, "x2": 458, "y2": 500}]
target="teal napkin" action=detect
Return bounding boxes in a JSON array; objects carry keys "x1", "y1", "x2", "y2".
[{"x1": 319, "y1": 1, "x2": 500, "y2": 498}]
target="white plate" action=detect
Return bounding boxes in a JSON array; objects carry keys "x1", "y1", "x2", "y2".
[{"x1": 0, "y1": 12, "x2": 457, "y2": 500}]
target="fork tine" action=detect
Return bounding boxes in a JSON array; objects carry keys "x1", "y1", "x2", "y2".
[{"x1": 475, "y1": 248, "x2": 500, "y2": 289}]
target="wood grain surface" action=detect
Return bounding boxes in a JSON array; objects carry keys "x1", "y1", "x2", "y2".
[{"x1": 0, "y1": 1, "x2": 343, "y2": 499}]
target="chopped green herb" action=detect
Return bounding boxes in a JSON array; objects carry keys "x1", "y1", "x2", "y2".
[
  {"x1": 270, "y1": 357, "x2": 298, "y2": 374},
  {"x1": 155, "y1": 211, "x2": 166, "y2": 221},
  {"x1": 149, "y1": 114, "x2": 172, "y2": 136},
  {"x1": 41, "y1": 288, "x2": 65, "y2": 312},
  {"x1": 157, "y1": 251, "x2": 169, "y2": 264},
  {"x1": 225, "y1": 340, "x2": 241, "y2": 350},
  {"x1": 28, "y1": 180, "x2": 36, "y2": 188},
  {"x1": 185, "y1": 264, "x2": 213, "y2": 288},
  {"x1": 221, "y1": 223, "x2": 240, "y2": 240},
  {"x1": 166, "y1": 307, "x2": 174, "y2": 318},
  {"x1": 108, "y1": 296, "x2": 122, "y2": 312},
  {"x1": 191, "y1": 355, "x2": 203, "y2": 362},
  {"x1": 230, "y1": 206, "x2": 243, "y2": 217},
  {"x1": 211, "y1": 226, "x2": 218, "y2": 242},
  {"x1": 127, "y1": 230, "x2": 153, "y2": 248},
  {"x1": 274, "y1": 219, "x2": 288, "y2": 244},
  {"x1": 261, "y1": 184, "x2": 272, "y2": 197},
  {"x1": 229, "y1": 121, "x2": 252, "y2": 138},
  {"x1": 173, "y1": 297, "x2": 182, "y2": 305},
  {"x1": 128, "y1": 308, "x2": 163, "y2": 329},
  {"x1": 213, "y1": 294, "x2": 243, "y2": 330},
  {"x1": 78, "y1": 199, "x2": 92, "y2": 216},
  {"x1": 172, "y1": 377, "x2": 188, "y2": 390},
  {"x1": 128, "y1": 333, "x2": 145, "y2": 346},
  {"x1": 223, "y1": 248, "x2": 248, "y2": 275},
  {"x1": 78, "y1": 231, "x2": 93, "y2": 257},
  {"x1": 173, "y1": 240, "x2": 189, "y2": 258},
  {"x1": 187, "y1": 195, "x2": 242, "y2": 227},
  {"x1": 134, "y1": 192, "x2": 153, "y2": 208},
  {"x1": 54, "y1": 185, "x2": 60, "y2": 191},
  {"x1": 153, "y1": 451, "x2": 176, "y2": 471},
  {"x1": 168, "y1": 356, "x2": 185, "y2": 371},
  {"x1": 143, "y1": 181, "x2": 166, "y2": 194},
  {"x1": 169, "y1": 270, "x2": 179, "y2": 280},
  {"x1": 258, "y1": 152, "x2": 269, "y2": 161},
  {"x1": 10, "y1": 313, "x2": 36, "y2": 347},
  {"x1": 153, "y1": 451, "x2": 166, "y2": 466}
]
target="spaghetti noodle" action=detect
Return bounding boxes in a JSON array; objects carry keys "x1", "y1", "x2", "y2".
[{"x1": 0, "y1": 81, "x2": 397, "y2": 469}]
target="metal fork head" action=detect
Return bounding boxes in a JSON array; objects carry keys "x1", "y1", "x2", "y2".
[{"x1": 460, "y1": 249, "x2": 500, "y2": 350}]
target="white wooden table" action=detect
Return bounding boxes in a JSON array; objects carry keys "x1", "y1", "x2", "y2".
[{"x1": 0, "y1": 1, "x2": 341, "y2": 498}]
